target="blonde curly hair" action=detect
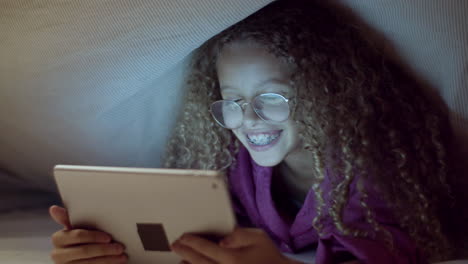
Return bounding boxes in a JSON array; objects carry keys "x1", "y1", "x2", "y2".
[{"x1": 164, "y1": 0, "x2": 456, "y2": 261}]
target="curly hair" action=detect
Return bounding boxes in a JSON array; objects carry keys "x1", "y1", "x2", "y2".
[{"x1": 163, "y1": 0, "x2": 455, "y2": 261}]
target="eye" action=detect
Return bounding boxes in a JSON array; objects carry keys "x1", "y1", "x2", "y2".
[
  {"x1": 226, "y1": 98, "x2": 243, "y2": 104},
  {"x1": 263, "y1": 96, "x2": 283, "y2": 103}
]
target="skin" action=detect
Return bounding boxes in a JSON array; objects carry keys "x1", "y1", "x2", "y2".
[
  {"x1": 171, "y1": 41, "x2": 359, "y2": 264},
  {"x1": 49, "y1": 205, "x2": 128, "y2": 264},
  {"x1": 215, "y1": 41, "x2": 302, "y2": 168},
  {"x1": 171, "y1": 229, "x2": 297, "y2": 264},
  {"x1": 217, "y1": 41, "x2": 318, "y2": 203},
  {"x1": 48, "y1": 41, "x2": 360, "y2": 264},
  {"x1": 48, "y1": 205, "x2": 302, "y2": 264},
  {"x1": 220, "y1": 41, "x2": 319, "y2": 197}
]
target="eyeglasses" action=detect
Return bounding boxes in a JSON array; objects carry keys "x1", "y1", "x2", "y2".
[{"x1": 209, "y1": 93, "x2": 291, "y2": 129}]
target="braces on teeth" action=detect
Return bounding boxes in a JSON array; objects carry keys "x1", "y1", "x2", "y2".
[{"x1": 247, "y1": 134, "x2": 280, "y2": 145}]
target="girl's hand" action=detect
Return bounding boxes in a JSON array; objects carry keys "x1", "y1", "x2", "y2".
[
  {"x1": 171, "y1": 227, "x2": 299, "y2": 264},
  {"x1": 49, "y1": 205, "x2": 128, "y2": 264}
]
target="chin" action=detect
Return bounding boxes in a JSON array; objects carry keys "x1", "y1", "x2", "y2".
[{"x1": 249, "y1": 152, "x2": 284, "y2": 167}]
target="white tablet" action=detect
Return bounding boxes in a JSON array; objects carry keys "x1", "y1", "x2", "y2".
[{"x1": 53, "y1": 165, "x2": 237, "y2": 264}]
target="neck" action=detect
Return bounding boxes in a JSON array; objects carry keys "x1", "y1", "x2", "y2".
[
  {"x1": 281, "y1": 146, "x2": 316, "y2": 180},
  {"x1": 275, "y1": 147, "x2": 316, "y2": 203}
]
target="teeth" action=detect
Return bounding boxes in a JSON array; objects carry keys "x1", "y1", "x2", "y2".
[{"x1": 247, "y1": 133, "x2": 280, "y2": 146}]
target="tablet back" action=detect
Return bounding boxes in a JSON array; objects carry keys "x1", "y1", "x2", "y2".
[{"x1": 54, "y1": 165, "x2": 237, "y2": 264}]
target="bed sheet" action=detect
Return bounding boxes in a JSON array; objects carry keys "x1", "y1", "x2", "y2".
[{"x1": 0, "y1": 207, "x2": 59, "y2": 264}]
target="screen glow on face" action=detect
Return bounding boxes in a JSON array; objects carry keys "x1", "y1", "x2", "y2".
[{"x1": 215, "y1": 41, "x2": 300, "y2": 167}]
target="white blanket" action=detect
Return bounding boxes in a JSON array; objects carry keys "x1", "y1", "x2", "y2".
[
  {"x1": 1, "y1": 0, "x2": 467, "y2": 211},
  {"x1": 0, "y1": 208, "x2": 58, "y2": 264},
  {"x1": 0, "y1": 0, "x2": 467, "y2": 263}
]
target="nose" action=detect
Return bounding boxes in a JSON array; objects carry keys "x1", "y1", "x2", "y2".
[{"x1": 242, "y1": 103, "x2": 261, "y2": 127}]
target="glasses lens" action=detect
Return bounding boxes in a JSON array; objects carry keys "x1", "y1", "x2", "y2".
[
  {"x1": 253, "y1": 93, "x2": 290, "y2": 122},
  {"x1": 210, "y1": 101, "x2": 243, "y2": 129}
]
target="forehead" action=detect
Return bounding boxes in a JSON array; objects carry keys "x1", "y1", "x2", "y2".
[{"x1": 216, "y1": 41, "x2": 293, "y2": 95}]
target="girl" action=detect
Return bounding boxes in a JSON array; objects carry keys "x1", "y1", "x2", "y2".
[{"x1": 50, "y1": 0, "x2": 457, "y2": 263}]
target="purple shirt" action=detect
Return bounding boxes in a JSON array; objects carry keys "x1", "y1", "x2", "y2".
[{"x1": 227, "y1": 145, "x2": 429, "y2": 264}]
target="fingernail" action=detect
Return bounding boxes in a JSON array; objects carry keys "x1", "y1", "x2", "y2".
[{"x1": 114, "y1": 243, "x2": 124, "y2": 252}]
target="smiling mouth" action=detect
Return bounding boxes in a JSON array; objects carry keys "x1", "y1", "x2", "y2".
[{"x1": 246, "y1": 130, "x2": 282, "y2": 146}]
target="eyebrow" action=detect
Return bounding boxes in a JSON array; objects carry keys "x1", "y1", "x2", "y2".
[{"x1": 220, "y1": 78, "x2": 290, "y2": 92}]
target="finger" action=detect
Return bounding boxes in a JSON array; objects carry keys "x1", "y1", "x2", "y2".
[
  {"x1": 52, "y1": 229, "x2": 112, "y2": 248},
  {"x1": 176, "y1": 234, "x2": 234, "y2": 262},
  {"x1": 49, "y1": 205, "x2": 72, "y2": 230},
  {"x1": 67, "y1": 254, "x2": 128, "y2": 264},
  {"x1": 171, "y1": 241, "x2": 216, "y2": 264},
  {"x1": 51, "y1": 243, "x2": 125, "y2": 263},
  {"x1": 219, "y1": 227, "x2": 264, "y2": 248}
]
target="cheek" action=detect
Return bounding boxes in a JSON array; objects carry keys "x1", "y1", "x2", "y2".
[
  {"x1": 231, "y1": 129, "x2": 244, "y2": 142},
  {"x1": 221, "y1": 104, "x2": 243, "y2": 128},
  {"x1": 224, "y1": 114, "x2": 242, "y2": 129},
  {"x1": 286, "y1": 121, "x2": 300, "y2": 146}
]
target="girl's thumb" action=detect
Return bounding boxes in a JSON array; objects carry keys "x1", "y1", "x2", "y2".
[{"x1": 49, "y1": 205, "x2": 72, "y2": 230}]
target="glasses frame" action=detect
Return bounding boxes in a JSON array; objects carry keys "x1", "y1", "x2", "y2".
[{"x1": 209, "y1": 92, "x2": 292, "y2": 129}]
